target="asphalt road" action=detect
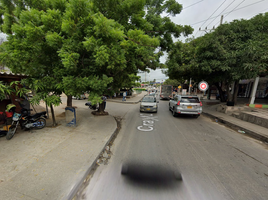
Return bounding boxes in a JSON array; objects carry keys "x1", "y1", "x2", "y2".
[{"x1": 78, "y1": 95, "x2": 268, "y2": 200}]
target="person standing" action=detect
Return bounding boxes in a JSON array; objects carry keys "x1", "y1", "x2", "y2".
[
  {"x1": 102, "y1": 95, "x2": 107, "y2": 110},
  {"x1": 122, "y1": 91, "x2": 127, "y2": 101}
]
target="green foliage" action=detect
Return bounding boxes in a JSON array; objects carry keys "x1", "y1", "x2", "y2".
[
  {"x1": 10, "y1": 81, "x2": 30, "y2": 98},
  {"x1": 0, "y1": 80, "x2": 32, "y2": 101},
  {"x1": 166, "y1": 13, "x2": 268, "y2": 87},
  {"x1": 133, "y1": 88, "x2": 146, "y2": 91},
  {"x1": 0, "y1": 81, "x2": 13, "y2": 100},
  {"x1": 0, "y1": 0, "x2": 193, "y2": 108},
  {"x1": 163, "y1": 78, "x2": 180, "y2": 87}
]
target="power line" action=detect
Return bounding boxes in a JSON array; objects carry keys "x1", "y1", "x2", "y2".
[
  {"x1": 191, "y1": 0, "x2": 266, "y2": 25},
  {"x1": 183, "y1": 0, "x2": 204, "y2": 10},
  {"x1": 224, "y1": 0, "x2": 246, "y2": 18},
  {"x1": 200, "y1": 0, "x2": 227, "y2": 29},
  {"x1": 212, "y1": 0, "x2": 265, "y2": 27},
  {"x1": 205, "y1": 0, "x2": 236, "y2": 28}
]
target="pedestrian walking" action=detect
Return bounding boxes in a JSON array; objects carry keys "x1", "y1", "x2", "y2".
[
  {"x1": 102, "y1": 95, "x2": 107, "y2": 110},
  {"x1": 122, "y1": 91, "x2": 127, "y2": 101}
]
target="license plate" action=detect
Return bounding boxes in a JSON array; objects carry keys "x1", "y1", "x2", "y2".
[
  {"x1": 146, "y1": 108, "x2": 151, "y2": 111},
  {"x1": 187, "y1": 106, "x2": 192, "y2": 109}
]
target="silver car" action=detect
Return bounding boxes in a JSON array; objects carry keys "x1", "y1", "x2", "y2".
[
  {"x1": 169, "y1": 95, "x2": 202, "y2": 118},
  {"x1": 149, "y1": 92, "x2": 156, "y2": 97},
  {"x1": 140, "y1": 96, "x2": 159, "y2": 113}
]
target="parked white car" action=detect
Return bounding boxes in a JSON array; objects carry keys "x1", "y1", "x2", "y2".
[{"x1": 169, "y1": 95, "x2": 202, "y2": 118}]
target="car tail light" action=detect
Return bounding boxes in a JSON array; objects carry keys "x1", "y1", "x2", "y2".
[
  {"x1": 177, "y1": 101, "x2": 180, "y2": 106},
  {"x1": 200, "y1": 102, "x2": 203, "y2": 106}
]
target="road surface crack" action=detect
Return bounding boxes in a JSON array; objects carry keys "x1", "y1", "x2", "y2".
[{"x1": 233, "y1": 147, "x2": 268, "y2": 168}]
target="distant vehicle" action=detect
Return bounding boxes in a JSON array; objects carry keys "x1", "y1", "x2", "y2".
[
  {"x1": 160, "y1": 85, "x2": 173, "y2": 100},
  {"x1": 169, "y1": 95, "x2": 202, "y2": 118},
  {"x1": 148, "y1": 89, "x2": 155, "y2": 94},
  {"x1": 140, "y1": 96, "x2": 158, "y2": 113},
  {"x1": 149, "y1": 92, "x2": 156, "y2": 97},
  {"x1": 72, "y1": 93, "x2": 86, "y2": 100}
]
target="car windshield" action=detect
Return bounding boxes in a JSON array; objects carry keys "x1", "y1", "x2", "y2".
[
  {"x1": 181, "y1": 97, "x2": 200, "y2": 103},
  {"x1": 142, "y1": 97, "x2": 155, "y2": 102}
]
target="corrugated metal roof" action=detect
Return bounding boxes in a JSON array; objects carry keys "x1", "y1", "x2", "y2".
[{"x1": 0, "y1": 71, "x2": 27, "y2": 77}]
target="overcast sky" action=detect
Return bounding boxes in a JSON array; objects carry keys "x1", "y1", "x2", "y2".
[{"x1": 139, "y1": 0, "x2": 268, "y2": 82}]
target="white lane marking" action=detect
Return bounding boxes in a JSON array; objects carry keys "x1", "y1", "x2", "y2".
[{"x1": 137, "y1": 114, "x2": 158, "y2": 132}]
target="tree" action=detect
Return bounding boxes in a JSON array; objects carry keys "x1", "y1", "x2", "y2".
[
  {"x1": 0, "y1": 0, "x2": 193, "y2": 118},
  {"x1": 166, "y1": 13, "x2": 268, "y2": 104},
  {"x1": 163, "y1": 78, "x2": 180, "y2": 87},
  {"x1": 0, "y1": 81, "x2": 13, "y2": 101}
]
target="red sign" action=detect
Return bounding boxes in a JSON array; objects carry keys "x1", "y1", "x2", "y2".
[{"x1": 198, "y1": 81, "x2": 209, "y2": 91}]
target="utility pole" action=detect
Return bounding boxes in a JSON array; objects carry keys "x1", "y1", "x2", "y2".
[
  {"x1": 220, "y1": 15, "x2": 223, "y2": 25},
  {"x1": 145, "y1": 71, "x2": 146, "y2": 82},
  {"x1": 199, "y1": 15, "x2": 224, "y2": 32},
  {"x1": 188, "y1": 78, "x2": 192, "y2": 95}
]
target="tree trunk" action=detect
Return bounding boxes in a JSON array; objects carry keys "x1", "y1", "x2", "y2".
[
  {"x1": 233, "y1": 80, "x2": 239, "y2": 105},
  {"x1": 67, "y1": 95, "x2": 72, "y2": 107},
  {"x1": 226, "y1": 83, "x2": 232, "y2": 102},
  {"x1": 215, "y1": 82, "x2": 225, "y2": 102},
  {"x1": 50, "y1": 104, "x2": 57, "y2": 126},
  {"x1": 207, "y1": 87, "x2": 211, "y2": 100},
  {"x1": 98, "y1": 102, "x2": 105, "y2": 113}
]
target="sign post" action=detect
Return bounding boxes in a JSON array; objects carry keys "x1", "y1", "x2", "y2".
[
  {"x1": 198, "y1": 81, "x2": 209, "y2": 92},
  {"x1": 178, "y1": 85, "x2": 181, "y2": 94},
  {"x1": 198, "y1": 81, "x2": 209, "y2": 99}
]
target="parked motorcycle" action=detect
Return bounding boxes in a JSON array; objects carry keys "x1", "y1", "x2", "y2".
[
  {"x1": 85, "y1": 102, "x2": 99, "y2": 110},
  {"x1": 6, "y1": 103, "x2": 47, "y2": 140}
]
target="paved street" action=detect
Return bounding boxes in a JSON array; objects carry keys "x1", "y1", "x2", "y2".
[
  {"x1": 1, "y1": 92, "x2": 268, "y2": 200},
  {"x1": 80, "y1": 95, "x2": 268, "y2": 200}
]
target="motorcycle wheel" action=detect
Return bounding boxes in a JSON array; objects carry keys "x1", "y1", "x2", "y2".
[
  {"x1": 35, "y1": 118, "x2": 46, "y2": 129},
  {"x1": 6, "y1": 125, "x2": 17, "y2": 140}
]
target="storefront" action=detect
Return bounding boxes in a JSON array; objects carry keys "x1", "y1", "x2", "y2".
[
  {"x1": 239, "y1": 76, "x2": 268, "y2": 99},
  {"x1": 256, "y1": 76, "x2": 268, "y2": 98}
]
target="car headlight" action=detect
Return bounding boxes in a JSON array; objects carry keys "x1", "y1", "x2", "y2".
[{"x1": 153, "y1": 105, "x2": 157, "y2": 108}]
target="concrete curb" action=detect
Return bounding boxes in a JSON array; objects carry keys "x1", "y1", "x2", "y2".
[
  {"x1": 247, "y1": 104, "x2": 268, "y2": 108},
  {"x1": 106, "y1": 94, "x2": 147, "y2": 104},
  {"x1": 202, "y1": 112, "x2": 268, "y2": 144},
  {"x1": 66, "y1": 117, "x2": 120, "y2": 200},
  {"x1": 106, "y1": 100, "x2": 140, "y2": 104}
]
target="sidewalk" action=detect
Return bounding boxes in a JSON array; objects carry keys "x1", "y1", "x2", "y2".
[
  {"x1": 0, "y1": 91, "x2": 146, "y2": 200},
  {"x1": 106, "y1": 91, "x2": 147, "y2": 104},
  {"x1": 202, "y1": 99, "x2": 268, "y2": 144}
]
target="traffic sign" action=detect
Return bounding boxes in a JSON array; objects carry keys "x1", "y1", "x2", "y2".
[
  {"x1": 198, "y1": 81, "x2": 209, "y2": 91},
  {"x1": 178, "y1": 86, "x2": 181, "y2": 89}
]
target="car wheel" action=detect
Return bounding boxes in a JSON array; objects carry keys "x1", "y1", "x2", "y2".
[
  {"x1": 172, "y1": 108, "x2": 177, "y2": 117},
  {"x1": 194, "y1": 115, "x2": 200, "y2": 118}
]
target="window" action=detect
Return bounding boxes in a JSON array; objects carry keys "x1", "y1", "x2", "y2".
[{"x1": 181, "y1": 97, "x2": 200, "y2": 103}]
